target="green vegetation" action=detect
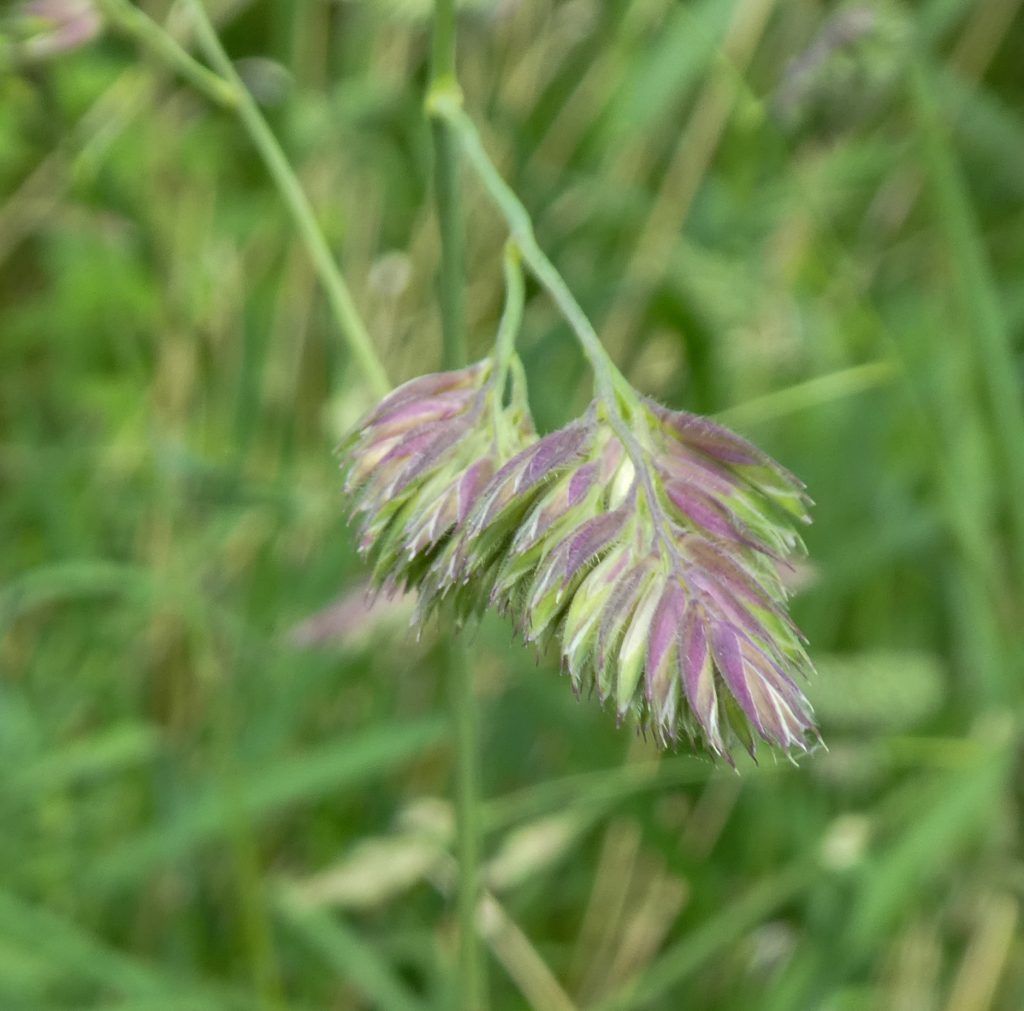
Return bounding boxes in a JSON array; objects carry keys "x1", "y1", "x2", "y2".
[{"x1": 2, "y1": 1, "x2": 1023, "y2": 1008}]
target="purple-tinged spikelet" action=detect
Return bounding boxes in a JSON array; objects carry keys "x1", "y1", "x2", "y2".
[
  {"x1": 426, "y1": 398, "x2": 818, "y2": 762},
  {"x1": 341, "y1": 370, "x2": 818, "y2": 763},
  {"x1": 341, "y1": 359, "x2": 535, "y2": 603}
]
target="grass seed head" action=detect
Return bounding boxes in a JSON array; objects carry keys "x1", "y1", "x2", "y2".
[{"x1": 342, "y1": 376, "x2": 818, "y2": 762}]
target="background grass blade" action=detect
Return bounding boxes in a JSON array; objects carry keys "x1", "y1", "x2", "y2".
[
  {"x1": 92, "y1": 718, "x2": 445, "y2": 888},
  {"x1": 273, "y1": 892, "x2": 425, "y2": 1011}
]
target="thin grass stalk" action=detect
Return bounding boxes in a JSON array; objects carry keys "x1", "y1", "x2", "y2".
[
  {"x1": 96, "y1": 0, "x2": 236, "y2": 105},
  {"x1": 181, "y1": 0, "x2": 389, "y2": 397},
  {"x1": 445, "y1": 640, "x2": 484, "y2": 1007},
  {"x1": 98, "y1": 0, "x2": 390, "y2": 396},
  {"x1": 425, "y1": 92, "x2": 632, "y2": 409},
  {"x1": 431, "y1": 0, "x2": 465, "y2": 374},
  {"x1": 429, "y1": 2, "x2": 486, "y2": 1006},
  {"x1": 183, "y1": 0, "x2": 390, "y2": 397}
]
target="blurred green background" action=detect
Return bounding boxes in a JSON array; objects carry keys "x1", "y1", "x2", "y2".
[{"x1": 3, "y1": 0, "x2": 1024, "y2": 1008}]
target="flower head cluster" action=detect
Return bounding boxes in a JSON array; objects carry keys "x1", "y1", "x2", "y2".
[
  {"x1": 342, "y1": 366, "x2": 818, "y2": 762},
  {"x1": 342, "y1": 359, "x2": 534, "y2": 600}
]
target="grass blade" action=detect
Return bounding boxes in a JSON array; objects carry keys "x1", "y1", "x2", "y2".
[
  {"x1": 274, "y1": 891, "x2": 425, "y2": 1011},
  {"x1": 92, "y1": 717, "x2": 445, "y2": 888}
]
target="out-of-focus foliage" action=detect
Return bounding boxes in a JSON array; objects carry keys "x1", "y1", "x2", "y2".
[{"x1": 2, "y1": 0, "x2": 1023, "y2": 1008}]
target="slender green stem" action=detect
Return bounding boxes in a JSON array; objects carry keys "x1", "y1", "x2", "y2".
[
  {"x1": 100, "y1": 0, "x2": 390, "y2": 396},
  {"x1": 429, "y1": 4, "x2": 484, "y2": 1007},
  {"x1": 431, "y1": 0, "x2": 459, "y2": 84},
  {"x1": 432, "y1": 126, "x2": 465, "y2": 369},
  {"x1": 97, "y1": 0, "x2": 237, "y2": 108},
  {"x1": 490, "y1": 243, "x2": 526, "y2": 456},
  {"x1": 493, "y1": 245, "x2": 524, "y2": 381},
  {"x1": 428, "y1": 96, "x2": 677, "y2": 546},
  {"x1": 443, "y1": 640, "x2": 483, "y2": 1009},
  {"x1": 428, "y1": 92, "x2": 634, "y2": 412},
  {"x1": 184, "y1": 0, "x2": 389, "y2": 397},
  {"x1": 430, "y1": 0, "x2": 464, "y2": 371}
]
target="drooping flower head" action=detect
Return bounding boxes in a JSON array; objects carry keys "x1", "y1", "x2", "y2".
[
  {"x1": 425, "y1": 397, "x2": 817, "y2": 761},
  {"x1": 341, "y1": 364, "x2": 818, "y2": 763},
  {"x1": 341, "y1": 358, "x2": 535, "y2": 599}
]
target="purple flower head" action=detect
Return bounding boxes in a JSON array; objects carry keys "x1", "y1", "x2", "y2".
[
  {"x1": 414, "y1": 413, "x2": 601, "y2": 622},
  {"x1": 425, "y1": 395, "x2": 818, "y2": 761},
  {"x1": 647, "y1": 400, "x2": 812, "y2": 560},
  {"x1": 340, "y1": 359, "x2": 535, "y2": 600},
  {"x1": 341, "y1": 364, "x2": 818, "y2": 763}
]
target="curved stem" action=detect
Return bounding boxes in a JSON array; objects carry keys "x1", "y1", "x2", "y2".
[
  {"x1": 489, "y1": 243, "x2": 526, "y2": 457},
  {"x1": 428, "y1": 93, "x2": 635, "y2": 412},
  {"x1": 103, "y1": 0, "x2": 390, "y2": 396},
  {"x1": 184, "y1": 0, "x2": 389, "y2": 397},
  {"x1": 97, "y1": 0, "x2": 237, "y2": 107},
  {"x1": 493, "y1": 244, "x2": 524, "y2": 382}
]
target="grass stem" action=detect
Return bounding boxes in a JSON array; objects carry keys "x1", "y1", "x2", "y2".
[
  {"x1": 100, "y1": 0, "x2": 390, "y2": 396},
  {"x1": 429, "y1": 94, "x2": 629, "y2": 408},
  {"x1": 445, "y1": 640, "x2": 484, "y2": 1009},
  {"x1": 97, "y1": 0, "x2": 237, "y2": 108},
  {"x1": 184, "y1": 0, "x2": 389, "y2": 397},
  {"x1": 429, "y1": 3, "x2": 485, "y2": 1007}
]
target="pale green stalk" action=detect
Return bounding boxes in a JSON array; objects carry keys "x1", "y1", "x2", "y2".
[
  {"x1": 492, "y1": 244, "x2": 525, "y2": 384},
  {"x1": 96, "y1": 0, "x2": 237, "y2": 107},
  {"x1": 490, "y1": 243, "x2": 526, "y2": 457},
  {"x1": 428, "y1": 3, "x2": 485, "y2": 1007},
  {"x1": 183, "y1": 0, "x2": 389, "y2": 397},
  {"x1": 431, "y1": 0, "x2": 465, "y2": 374},
  {"x1": 427, "y1": 91, "x2": 633, "y2": 412}
]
